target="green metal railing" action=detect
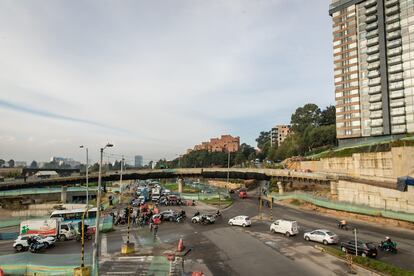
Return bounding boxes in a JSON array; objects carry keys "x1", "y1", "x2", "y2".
[{"x1": 270, "y1": 192, "x2": 414, "y2": 222}]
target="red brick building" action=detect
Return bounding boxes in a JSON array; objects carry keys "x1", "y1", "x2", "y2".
[{"x1": 192, "y1": 135, "x2": 240, "y2": 153}]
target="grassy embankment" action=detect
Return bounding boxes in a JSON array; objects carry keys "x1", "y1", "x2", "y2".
[
  {"x1": 162, "y1": 183, "x2": 200, "y2": 193},
  {"x1": 322, "y1": 246, "x2": 414, "y2": 276}
]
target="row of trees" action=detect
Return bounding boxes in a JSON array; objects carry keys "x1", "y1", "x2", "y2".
[{"x1": 258, "y1": 104, "x2": 337, "y2": 161}]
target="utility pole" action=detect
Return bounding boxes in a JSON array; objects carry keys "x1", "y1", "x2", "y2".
[
  {"x1": 92, "y1": 143, "x2": 113, "y2": 276},
  {"x1": 354, "y1": 228, "x2": 358, "y2": 257},
  {"x1": 120, "y1": 156, "x2": 124, "y2": 189},
  {"x1": 80, "y1": 146, "x2": 89, "y2": 208}
]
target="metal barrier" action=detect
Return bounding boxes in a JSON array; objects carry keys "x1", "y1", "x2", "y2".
[{"x1": 270, "y1": 192, "x2": 414, "y2": 223}]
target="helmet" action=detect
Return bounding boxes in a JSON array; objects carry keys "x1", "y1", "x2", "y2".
[{"x1": 386, "y1": 236, "x2": 390, "y2": 240}]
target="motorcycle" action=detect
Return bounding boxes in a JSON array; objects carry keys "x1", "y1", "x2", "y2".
[
  {"x1": 76, "y1": 232, "x2": 93, "y2": 242},
  {"x1": 337, "y1": 222, "x2": 349, "y2": 231},
  {"x1": 115, "y1": 216, "x2": 127, "y2": 225},
  {"x1": 176, "y1": 215, "x2": 185, "y2": 223},
  {"x1": 29, "y1": 241, "x2": 46, "y2": 253},
  {"x1": 379, "y1": 240, "x2": 398, "y2": 253}
]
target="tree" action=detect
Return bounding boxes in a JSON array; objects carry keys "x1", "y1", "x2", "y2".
[
  {"x1": 8, "y1": 159, "x2": 15, "y2": 168},
  {"x1": 30, "y1": 160, "x2": 38, "y2": 168},
  {"x1": 291, "y1": 103, "x2": 321, "y2": 133},
  {"x1": 319, "y1": 105, "x2": 336, "y2": 126},
  {"x1": 0, "y1": 159, "x2": 5, "y2": 167},
  {"x1": 256, "y1": 131, "x2": 271, "y2": 150}
]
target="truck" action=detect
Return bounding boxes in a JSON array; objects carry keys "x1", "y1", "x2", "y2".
[
  {"x1": 151, "y1": 187, "x2": 161, "y2": 202},
  {"x1": 20, "y1": 219, "x2": 76, "y2": 241}
]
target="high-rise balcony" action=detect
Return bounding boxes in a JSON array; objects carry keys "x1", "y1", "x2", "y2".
[
  {"x1": 386, "y1": 14, "x2": 400, "y2": 24},
  {"x1": 367, "y1": 54, "x2": 380, "y2": 63},
  {"x1": 368, "y1": 70, "x2": 380, "y2": 78},
  {"x1": 389, "y1": 90, "x2": 404, "y2": 99},
  {"x1": 386, "y1": 5, "x2": 399, "y2": 16},
  {"x1": 387, "y1": 30, "x2": 401, "y2": 41},
  {"x1": 391, "y1": 125, "x2": 406, "y2": 134},
  {"x1": 368, "y1": 77, "x2": 381, "y2": 87},
  {"x1": 370, "y1": 102, "x2": 383, "y2": 111},
  {"x1": 367, "y1": 45, "x2": 380, "y2": 54},
  {"x1": 367, "y1": 61, "x2": 380, "y2": 70},
  {"x1": 388, "y1": 56, "x2": 402, "y2": 65},
  {"x1": 366, "y1": 15, "x2": 378, "y2": 24},
  {"x1": 390, "y1": 100, "x2": 405, "y2": 108},
  {"x1": 365, "y1": 0, "x2": 377, "y2": 9},
  {"x1": 367, "y1": 37, "x2": 379, "y2": 46},
  {"x1": 366, "y1": 22, "x2": 378, "y2": 31},
  {"x1": 369, "y1": 94, "x2": 382, "y2": 103},
  {"x1": 388, "y1": 72, "x2": 403, "y2": 82},
  {"x1": 386, "y1": 22, "x2": 400, "y2": 32},
  {"x1": 366, "y1": 6, "x2": 378, "y2": 16},
  {"x1": 369, "y1": 85, "x2": 381, "y2": 95},
  {"x1": 385, "y1": 0, "x2": 399, "y2": 8},
  {"x1": 391, "y1": 116, "x2": 406, "y2": 125},
  {"x1": 371, "y1": 118, "x2": 383, "y2": 127},
  {"x1": 371, "y1": 127, "x2": 384, "y2": 135},
  {"x1": 369, "y1": 110, "x2": 383, "y2": 119},
  {"x1": 388, "y1": 64, "x2": 403, "y2": 74},
  {"x1": 366, "y1": 29, "x2": 379, "y2": 39},
  {"x1": 387, "y1": 39, "x2": 402, "y2": 49},
  {"x1": 390, "y1": 107, "x2": 405, "y2": 116},
  {"x1": 387, "y1": 46, "x2": 402, "y2": 56},
  {"x1": 389, "y1": 81, "x2": 404, "y2": 91}
]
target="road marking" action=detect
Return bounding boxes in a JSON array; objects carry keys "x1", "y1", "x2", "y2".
[{"x1": 101, "y1": 234, "x2": 108, "y2": 256}]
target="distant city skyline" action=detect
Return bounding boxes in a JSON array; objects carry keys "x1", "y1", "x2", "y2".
[{"x1": 0, "y1": 1, "x2": 333, "y2": 162}]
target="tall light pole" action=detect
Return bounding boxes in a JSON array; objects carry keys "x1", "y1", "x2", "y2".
[
  {"x1": 79, "y1": 146, "x2": 89, "y2": 207},
  {"x1": 92, "y1": 143, "x2": 113, "y2": 276},
  {"x1": 120, "y1": 155, "x2": 124, "y2": 191},
  {"x1": 226, "y1": 150, "x2": 230, "y2": 186}
]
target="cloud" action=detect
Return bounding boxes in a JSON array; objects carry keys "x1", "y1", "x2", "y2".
[{"x1": 0, "y1": 0, "x2": 333, "y2": 162}]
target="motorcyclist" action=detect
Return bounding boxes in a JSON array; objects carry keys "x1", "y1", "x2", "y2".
[
  {"x1": 339, "y1": 219, "x2": 347, "y2": 229},
  {"x1": 216, "y1": 210, "x2": 221, "y2": 217},
  {"x1": 194, "y1": 211, "x2": 200, "y2": 217}
]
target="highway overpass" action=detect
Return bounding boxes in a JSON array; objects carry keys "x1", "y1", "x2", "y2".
[{"x1": 0, "y1": 168, "x2": 397, "y2": 191}]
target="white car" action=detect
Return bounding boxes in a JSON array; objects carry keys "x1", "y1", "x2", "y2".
[
  {"x1": 13, "y1": 235, "x2": 56, "y2": 252},
  {"x1": 270, "y1": 220, "x2": 299, "y2": 237},
  {"x1": 304, "y1": 229, "x2": 339, "y2": 245},
  {"x1": 228, "y1": 216, "x2": 252, "y2": 227}
]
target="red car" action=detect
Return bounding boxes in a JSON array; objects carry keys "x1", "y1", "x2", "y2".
[{"x1": 239, "y1": 190, "x2": 247, "y2": 199}]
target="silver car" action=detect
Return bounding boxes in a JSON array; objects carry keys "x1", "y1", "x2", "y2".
[{"x1": 303, "y1": 229, "x2": 338, "y2": 245}]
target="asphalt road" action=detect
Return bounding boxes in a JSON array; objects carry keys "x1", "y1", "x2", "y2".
[{"x1": 1, "y1": 189, "x2": 414, "y2": 275}]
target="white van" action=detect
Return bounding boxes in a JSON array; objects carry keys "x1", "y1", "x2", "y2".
[{"x1": 270, "y1": 220, "x2": 299, "y2": 237}]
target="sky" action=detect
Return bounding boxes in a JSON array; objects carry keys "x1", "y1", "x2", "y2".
[{"x1": 0, "y1": 0, "x2": 333, "y2": 164}]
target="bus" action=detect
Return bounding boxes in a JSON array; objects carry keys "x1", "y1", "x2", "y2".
[{"x1": 50, "y1": 208, "x2": 97, "y2": 231}]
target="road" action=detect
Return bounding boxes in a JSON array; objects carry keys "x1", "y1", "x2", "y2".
[{"x1": 1, "y1": 189, "x2": 413, "y2": 275}]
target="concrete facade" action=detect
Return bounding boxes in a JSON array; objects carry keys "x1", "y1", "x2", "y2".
[
  {"x1": 332, "y1": 180, "x2": 414, "y2": 213},
  {"x1": 299, "y1": 146, "x2": 414, "y2": 180}
]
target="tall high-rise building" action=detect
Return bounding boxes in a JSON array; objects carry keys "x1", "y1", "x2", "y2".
[
  {"x1": 329, "y1": 0, "x2": 414, "y2": 144},
  {"x1": 134, "y1": 155, "x2": 143, "y2": 168}
]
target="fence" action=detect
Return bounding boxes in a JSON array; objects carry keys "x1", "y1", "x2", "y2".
[
  {"x1": 180, "y1": 192, "x2": 230, "y2": 201},
  {"x1": 270, "y1": 192, "x2": 414, "y2": 223},
  {"x1": 0, "y1": 252, "x2": 91, "y2": 275}
]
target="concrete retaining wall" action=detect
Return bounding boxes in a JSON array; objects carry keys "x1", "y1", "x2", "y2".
[
  {"x1": 10, "y1": 203, "x2": 86, "y2": 217},
  {"x1": 333, "y1": 180, "x2": 414, "y2": 213},
  {"x1": 299, "y1": 146, "x2": 414, "y2": 179}
]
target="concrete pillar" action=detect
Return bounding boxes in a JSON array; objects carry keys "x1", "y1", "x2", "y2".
[
  {"x1": 277, "y1": 181, "x2": 284, "y2": 195},
  {"x1": 330, "y1": 181, "x2": 338, "y2": 196},
  {"x1": 61, "y1": 186, "x2": 67, "y2": 204},
  {"x1": 178, "y1": 178, "x2": 184, "y2": 193}
]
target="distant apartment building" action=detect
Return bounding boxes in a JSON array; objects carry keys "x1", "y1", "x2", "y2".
[
  {"x1": 134, "y1": 155, "x2": 143, "y2": 167},
  {"x1": 271, "y1": 125, "x2": 292, "y2": 147},
  {"x1": 14, "y1": 161, "x2": 27, "y2": 168},
  {"x1": 50, "y1": 157, "x2": 80, "y2": 168},
  {"x1": 193, "y1": 135, "x2": 240, "y2": 153},
  {"x1": 329, "y1": 0, "x2": 414, "y2": 144}
]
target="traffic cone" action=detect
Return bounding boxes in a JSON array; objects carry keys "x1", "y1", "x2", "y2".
[{"x1": 177, "y1": 238, "x2": 184, "y2": 252}]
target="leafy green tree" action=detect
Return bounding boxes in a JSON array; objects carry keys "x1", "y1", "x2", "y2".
[
  {"x1": 0, "y1": 159, "x2": 5, "y2": 167},
  {"x1": 256, "y1": 131, "x2": 270, "y2": 150},
  {"x1": 319, "y1": 105, "x2": 336, "y2": 126},
  {"x1": 291, "y1": 103, "x2": 321, "y2": 133},
  {"x1": 30, "y1": 160, "x2": 38, "y2": 168},
  {"x1": 8, "y1": 159, "x2": 15, "y2": 168}
]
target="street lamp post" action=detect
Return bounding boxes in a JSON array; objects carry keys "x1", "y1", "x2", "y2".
[
  {"x1": 92, "y1": 143, "x2": 113, "y2": 276},
  {"x1": 79, "y1": 146, "x2": 89, "y2": 207}
]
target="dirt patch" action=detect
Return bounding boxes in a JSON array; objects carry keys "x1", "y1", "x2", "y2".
[{"x1": 279, "y1": 199, "x2": 414, "y2": 231}]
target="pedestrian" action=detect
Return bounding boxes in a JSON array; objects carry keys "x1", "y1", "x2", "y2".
[{"x1": 132, "y1": 214, "x2": 136, "y2": 225}]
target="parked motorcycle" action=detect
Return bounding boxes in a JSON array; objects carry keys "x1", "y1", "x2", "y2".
[
  {"x1": 337, "y1": 222, "x2": 349, "y2": 231},
  {"x1": 379, "y1": 240, "x2": 398, "y2": 253}
]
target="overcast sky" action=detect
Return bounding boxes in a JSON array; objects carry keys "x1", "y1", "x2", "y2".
[{"x1": 0, "y1": 0, "x2": 333, "y2": 164}]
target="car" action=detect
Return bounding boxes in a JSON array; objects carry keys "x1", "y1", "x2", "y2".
[
  {"x1": 13, "y1": 234, "x2": 56, "y2": 252},
  {"x1": 191, "y1": 214, "x2": 215, "y2": 224},
  {"x1": 160, "y1": 210, "x2": 178, "y2": 221},
  {"x1": 270, "y1": 220, "x2": 299, "y2": 237},
  {"x1": 239, "y1": 190, "x2": 247, "y2": 199},
  {"x1": 340, "y1": 240, "x2": 378, "y2": 258},
  {"x1": 228, "y1": 216, "x2": 251, "y2": 227},
  {"x1": 303, "y1": 229, "x2": 338, "y2": 245}
]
